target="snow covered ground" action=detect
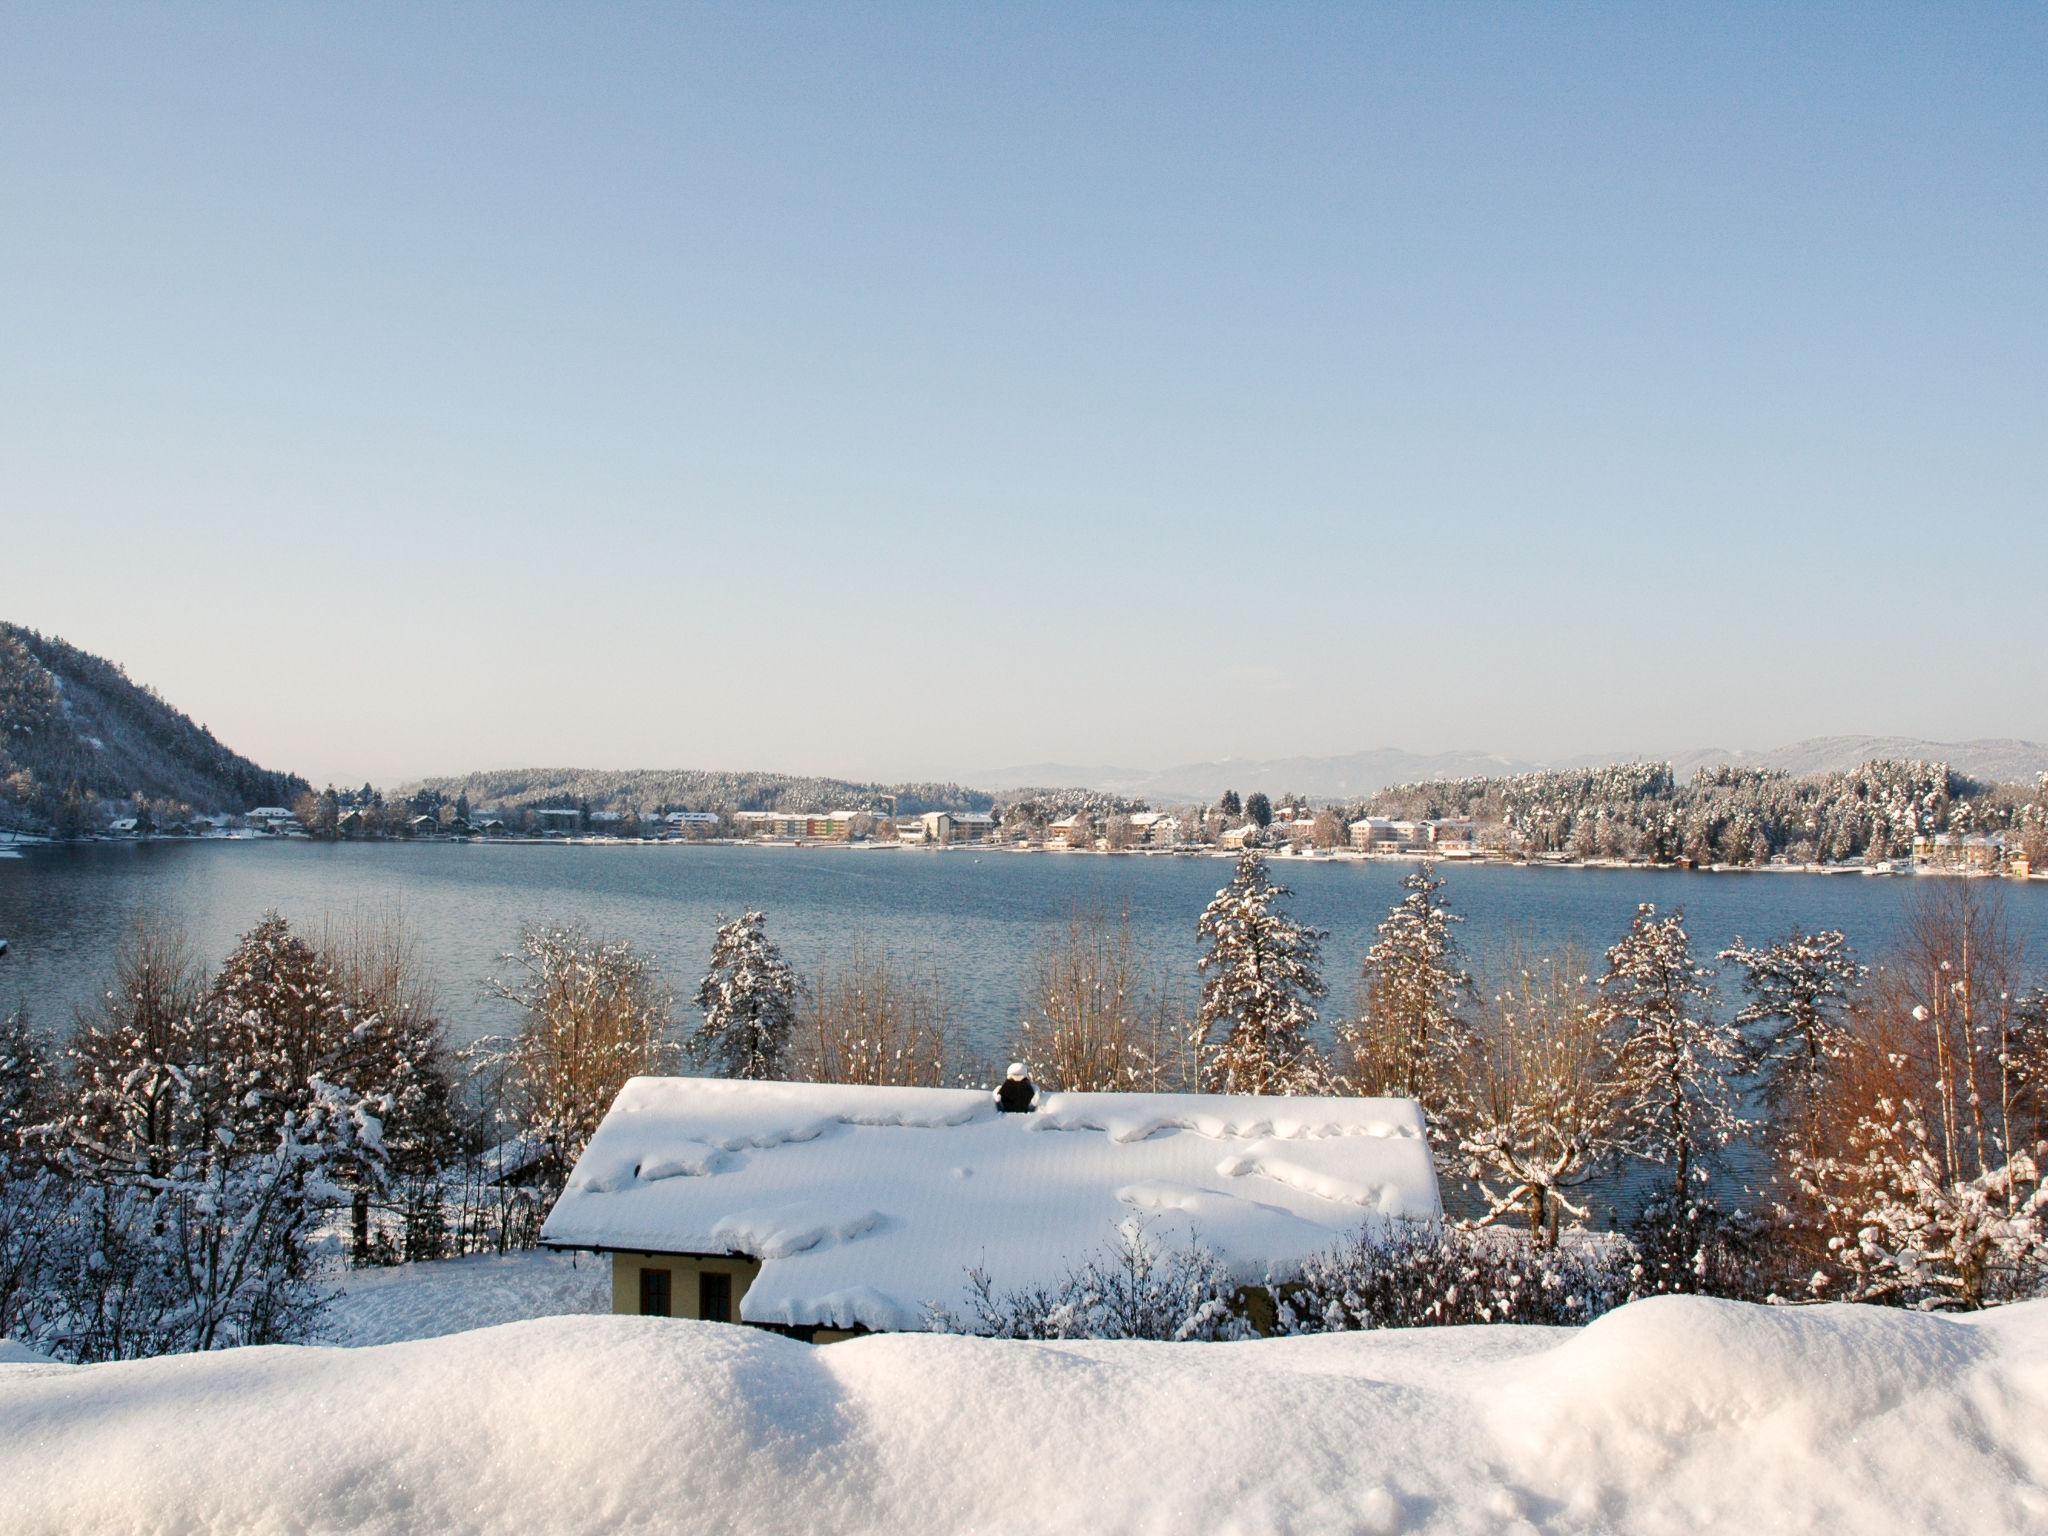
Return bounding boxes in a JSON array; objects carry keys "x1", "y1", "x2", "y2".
[
  {"x1": 318, "y1": 1249, "x2": 609, "y2": 1346},
  {"x1": 4, "y1": 1292, "x2": 2046, "y2": 1535}
]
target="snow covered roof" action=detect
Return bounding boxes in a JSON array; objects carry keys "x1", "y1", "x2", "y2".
[{"x1": 541, "y1": 1078, "x2": 1440, "y2": 1333}]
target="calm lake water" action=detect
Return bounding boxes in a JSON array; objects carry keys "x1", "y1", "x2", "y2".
[{"x1": 6, "y1": 840, "x2": 2047, "y2": 1060}]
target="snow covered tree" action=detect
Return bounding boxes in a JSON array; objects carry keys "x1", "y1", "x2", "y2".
[
  {"x1": 487, "y1": 923, "x2": 679, "y2": 1197},
  {"x1": 1600, "y1": 904, "x2": 1742, "y2": 1282},
  {"x1": 1719, "y1": 928, "x2": 1863, "y2": 1163},
  {"x1": 692, "y1": 910, "x2": 802, "y2": 1080},
  {"x1": 1458, "y1": 948, "x2": 1628, "y2": 1246},
  {"x1": 0, "y1": 1008, "x2": 63, "y2": 1349},
  {"x1": 1338, "y1": 866, "x2": 1471, "y2": 1139},
  {"x1": 1194, "y1": 852, "x2": 1329, "y2": 1094},
  {"x1": 66, "y1": 920, "x2": 211, "y2": 1176}
]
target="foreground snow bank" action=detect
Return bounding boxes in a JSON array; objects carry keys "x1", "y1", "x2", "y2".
[{"x1": 5, "y1": 1296, "x2": 2046, "y2": 1535}]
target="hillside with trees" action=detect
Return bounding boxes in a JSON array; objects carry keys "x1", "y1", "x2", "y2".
[
  {"x1": 1363, "y1": 758, "x2": 2048, "y2": 867},
  {"x1": 0, "y1": 624, "x2": 305, "y2": 834},
  {"x1": 397, "y1": 766, "x2": 1002, "y2": 819}
]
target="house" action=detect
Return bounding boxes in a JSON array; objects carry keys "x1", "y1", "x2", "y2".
[
  {"x1": 1426, "y1": 819, "x2": 1478, "y2": 854},
  {"x1": 1127, "y1": 811, "x2": 1180, "y2": 846},
  {"x1": 664, "y1": 811, "x2": 720, "y2": 833},
  {"x1": 921, "y1": 810, "x2": 996, "y2": 845},
  {"x1": 1219, "y1": 823, "x2": 1261, "y2": 850},
  {"x1": 540, "y1": 1078, "x2": 1439, "y2": 1341},
  {"x1": 409, "y1": 815, "x2": 439, "y2": 835},
  {"x1": 534, "y1": 808, "x2": 582, "y2": 835},
  {"x1": 1912, "y1": 832, "x2": 2005, "y2": 874},
  {"x1": 247, "y1": 806, "x2": 297, "y2": 827},
  {"x1": 1046, "y1": 814, "x2": 1092, "y2": 849},
  {"x1": 107, "y1": 817, "x2": 140, "y2": 835},
  {"x1": 1348, "y1": 817, "x2": 1426, "y2": 854}
]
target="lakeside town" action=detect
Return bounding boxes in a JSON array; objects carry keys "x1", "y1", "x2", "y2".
[{"x1": 28, "y1": 781, "x2": 2038, "y2": 881}]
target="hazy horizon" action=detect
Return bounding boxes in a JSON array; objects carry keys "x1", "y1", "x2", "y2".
[{"x1": 5, "y1": 6, "x2": 2043, "y2": 786}]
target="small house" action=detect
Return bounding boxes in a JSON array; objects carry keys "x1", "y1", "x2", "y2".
[{"x1": 539, "y1": 1078, "x2": 1440, "y2": 1341}]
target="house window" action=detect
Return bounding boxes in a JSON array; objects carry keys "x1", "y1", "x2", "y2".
[
  {"x1": 699, "y1": 1270, "x2": 733, "y2": 1324},
  {"x1": 638, "y1": 1266, "x2": 672, "y2": 1318}
]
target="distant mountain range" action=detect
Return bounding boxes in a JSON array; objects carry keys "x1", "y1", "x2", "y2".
[
  {"x1": 977, "y1": 736, "x2": 2048, "y2": 805},
  {"x1": 0, "y1": 623, "x2": 306, "y2": 826}
]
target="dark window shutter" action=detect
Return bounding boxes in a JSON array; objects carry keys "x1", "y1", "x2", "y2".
[
  {"x1": 638, "y1": 1267, "x2": 672, "y2": 1318},
  {"x1": 699, "y1": 1270, "x2": 733, "y2": 1324}
]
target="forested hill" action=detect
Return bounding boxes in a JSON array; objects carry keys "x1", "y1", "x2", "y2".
[
  {"x1": 0, "y1": 624, "x2": 306, "y2": 830},
  {"x1": 399, "y1": 766, "x2": 1000, "y2": 817},
  {"x1": 1364, "y1": 759, "x2": 2048, "y2": 866}
]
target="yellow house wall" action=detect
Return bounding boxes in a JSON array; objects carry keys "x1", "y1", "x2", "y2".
[{"x1": 610, "y1": 1252, "x2": 763, "y2": 1320}]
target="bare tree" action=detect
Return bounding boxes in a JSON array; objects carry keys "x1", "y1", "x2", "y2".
[
  {"x1": 1023, "y1": 912, "x2": 1189, "y2": 1091},
  {"x1": 1458, "y1": 946, "x2": 1627, "y2": 1246},
  {"x1": 486, "y1": 923, "x2": 679, "y2": 1198},
  {"x1": 794, "y1": 945, "x2": 956, "y2": 1087}
]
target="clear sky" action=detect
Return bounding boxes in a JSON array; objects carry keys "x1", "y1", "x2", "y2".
[{"x1": 3, "y1": 4, "x2": 2043, "y2": 787}]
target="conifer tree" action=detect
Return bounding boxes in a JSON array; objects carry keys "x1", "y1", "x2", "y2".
[
  {"x1": 693, "y1": 910, "x2": 802, "y2": 1080},
  {"x1": 1338, "y1": 866, "x2": 1472, "y2": 1139},
  {"x1": 1601, "y1": 904, "x2": 1741, "y2": 1210},
  {"x1": 1194, "y1": 852, "x2": 1328, "y2": 1094},
  {"x1": 1718, "y1": 928, "x2": 1862, "y2": 1161}
]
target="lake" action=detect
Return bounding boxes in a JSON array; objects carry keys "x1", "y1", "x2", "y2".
[{"x1": 7, "y1": 840, "x2": 2047, "y2": 1060}]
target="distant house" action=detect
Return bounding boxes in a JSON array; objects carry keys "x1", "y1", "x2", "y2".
[
  {"x1": 534, "y1": 808, "x2": 582, "y2": 835},
  {"x1": 1912, "y1": 832, "x2": 2005, "y2": 874},
  {"x1": 733, "y1": 810, "x2": 866, "y2": 841},
  {"x1": 664, "y1": 811, "x2": 720, "y2": 833},
  {"x1": 1046, "y1": 814, "x2": 1092, "y2": 849},
  {"x1": 1219, "y1": 823, "x2": 1261, "y2": 850},
  {"x1": 1127, "y1": 810, "x2": 1179, "y2": 846},
  {"x1": 540, "y1": 1078, "x2": 1440, "y2": 1341},
  {"x1": 921, "y1": 810, "x2": 995, "y2": 846},
  {"x1": 409, "y1": 815, "x2": 440, "y2": 835},
  {"x1": 1348, "y1": 817, "x2": 1423, "y2": 854},
  {"x1": 247, "y1": 806, "x2": 296, "y2": 826},
  {"x1": 107, "y1": 817, "x2": 140, "y2": 835},
  {"x1": 1426, "y1": 819, "x2": 1478, "y2": 854}
]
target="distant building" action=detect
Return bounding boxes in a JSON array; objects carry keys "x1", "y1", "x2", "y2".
[
  {"x1": 1427, "y1": 819, "x2": 1477, "y2": 853},
  {"x1": 664, "y1": 811, "x2": 720, "y2": 831},
  {"x1": 534, "y1": 808, "x2": 582, "y2": 835},
  {"x1": 1912, "y1": 832, "x2": 2005, "y2": 873},
  {"x1": 108, "y1": 817, "x2": 139, "y2": 835},
  {"x1": 1046, "y1": 814, "x2": 1092, "y2": 849},
  {"x1": 921, "y1": 810, "x2": 995, "y2": 846},
  {"x1": 732, "y1": 810, "x2": 866, "y2": 841},
  {"x1": 247, "y1": 806, "x2": 296, "y2": 824},
  {"x1": 1219, "y1": 824, "x2": 1261, "y2": 850},
  {"x1": 1127, "y1": 810, "x2": 1179, "y2": 846}
]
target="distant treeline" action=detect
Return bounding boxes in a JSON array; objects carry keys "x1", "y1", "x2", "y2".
[
  {"x1": 397, "y1": 766, "x2": 1005, "y2": 819},
  {"x1": 1360, "y1": 759, "x2": 2048, "y2": 867}
]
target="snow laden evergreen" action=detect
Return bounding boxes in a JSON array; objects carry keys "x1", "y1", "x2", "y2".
[
  {"x1": 1337, "y1": 865, "x2": 1471, "y2": 1141},
  {"x1": 1600, "y1": 905, "x2": 1743, "y2": 1285},
  {"x1": 33, "y1": 917, "x2": 396, "y2": 1358},
  {"x1": 1718, "y1": 929, "x2": 1862, "y2": 1161},
  {"x1": 1458, "y1": 951, "x2": 1629, "y2": 1246},
  {"x1": 691, "y1": 910, "x2": 802, "y2": 1080},
  {"x1": 1193, "y1": 852, "x2": 1329, "y2": 1094}
]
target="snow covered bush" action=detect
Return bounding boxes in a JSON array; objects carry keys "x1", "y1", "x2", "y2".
[
  {"x1": 692, "y1": 910, "x2": 802, "y2": 1080},
  {"x1": 1274, "y1": 1223, "x2": 1641, "y2": 1332},
  {"x1": 938, "y1": 1219, "x2": 1253, "y2": 1341},
  {"x1": 1194, "y1": 852, "x2": 1330, "y2": 1094}
]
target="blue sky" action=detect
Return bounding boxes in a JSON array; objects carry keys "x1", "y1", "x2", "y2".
[{"x1": 3, "y1": 5, "x2": 2042, "y2": 785}]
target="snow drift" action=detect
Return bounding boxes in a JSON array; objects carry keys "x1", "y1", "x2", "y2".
[{"x1": 5, "y1": 1295, "x2": 2047, "y2": 1535}]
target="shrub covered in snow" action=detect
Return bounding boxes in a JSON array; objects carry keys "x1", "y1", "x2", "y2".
[
  {"x1": 936, "y1": 1218, "x2": 1254, "y2": 1341},
  {"x1": 1274, "y1": 1223, "x2": 1643, "y2": 1331}
]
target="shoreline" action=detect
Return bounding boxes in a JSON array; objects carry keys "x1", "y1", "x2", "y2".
[{"x1": 10, "y1": 830, "x2": 2040, "y2": 883}]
